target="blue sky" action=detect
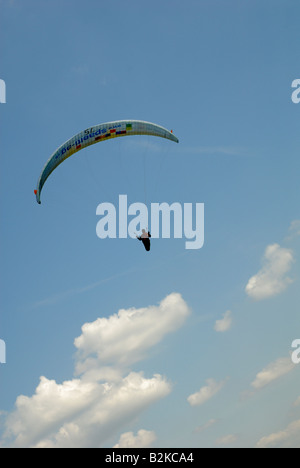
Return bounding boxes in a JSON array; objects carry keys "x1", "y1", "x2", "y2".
[{"x1": 0, "y1": 0, "x2": 300, "y2": 448}]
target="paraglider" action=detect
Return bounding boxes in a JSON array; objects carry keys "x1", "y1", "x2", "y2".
[
  {"x1": 137, "y1": 229, "x2": 151, "y2": 252},
  {"x1": 35, "y1": 120, "x2": 179, "y2": 204}
]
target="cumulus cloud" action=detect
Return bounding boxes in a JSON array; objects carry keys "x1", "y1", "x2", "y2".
[
  {"x1": 245, "y1": 244, "x2": 294, "y2": 300},
  {"x1": 113, "y1": 429, "x2": 156, "y2": 448},
  {"x1": 75, "y1": 292, "x2": 190, "y2": 376},
  {"x1": 251, "y1": 357, "x2": 295, "y2": 390},
  {"x1": 214, "y1": 310, "x2": 233, "y2": 332},
  {"x1": 2, "y1": 293, "x2": 189, "y2": 448},
  {"x1": 256, "y1": 419, "x2": 300, "y2": 448},
  {"x1": 4, "y1": 373, "x2": 169, "y2": 448},
  {"x1": 187, "y1": 378, "x2": 227, "y2": 407}
]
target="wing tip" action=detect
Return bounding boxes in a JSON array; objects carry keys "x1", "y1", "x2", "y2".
[
  {"x1": 34, "y1": 189, "x2": 41, "y2": 204},
  {"x1": 170, "y1": 129, "x2": 179, "y2": 143}
]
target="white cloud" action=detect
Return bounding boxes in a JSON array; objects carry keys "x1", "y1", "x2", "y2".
[
  {"x1": 215, "y1": 434, "x2": 237, "y2": 445},
  {"x1": 113, "y1": 429, "x2": 156, "y2": 448},
  {"x1": 294, "y1": 396, "x2": 300, "y2": 407},
  {"x1": 194, "y1": 419, "x2": 218, "y2": 433},
  {"x1": 251, "y1": 357, "x2": 295, "y2": 390},
  {"x1": 214, "y1": 310, "x2": 233, "y2": 332},
  {"x1": 75, "y1": 292, "x2": 190, "y2": 376},
  {"x1": 287, "y1": 220, "x2": 300, "y2": 240},
  {"x1": 4, "y1": 372, "x2": 170, "y2": 449},
  {"x1": 187, "y1": 378, "x2": 227, "y2": 407},
  {"x1": 2, "y1": 293, "x2": 189, "y2": 448},
  {"x1": 245, "y1": 244, "x2": 294, "y2": 300},
  {"x1": 256, "y1": 419, "x2": 300, "y2": 448}
]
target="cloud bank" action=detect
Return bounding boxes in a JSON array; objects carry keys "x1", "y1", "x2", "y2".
[{"x1": 2, "y1": 293, "x2": 190, "y2": 448}]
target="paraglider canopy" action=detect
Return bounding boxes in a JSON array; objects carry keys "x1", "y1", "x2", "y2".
[{"x1": 35, "y1": 120, "x2": 179, "y2": 204}]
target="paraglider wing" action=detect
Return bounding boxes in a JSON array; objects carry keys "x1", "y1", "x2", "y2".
[{"x1": 35, "y1": 120, "x2": 179, "y2": 204}]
